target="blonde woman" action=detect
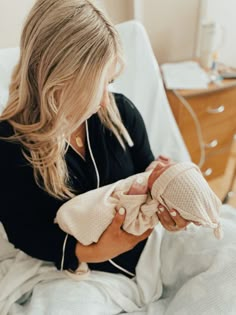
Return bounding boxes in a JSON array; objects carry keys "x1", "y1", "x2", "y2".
[{"x1": 0, "y1": 0, "x2": 190, "y2": 311}]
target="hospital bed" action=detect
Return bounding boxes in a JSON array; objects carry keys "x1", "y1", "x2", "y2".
[{"x1": 0, "y1": 20, "x2": 236, "y2": 315}]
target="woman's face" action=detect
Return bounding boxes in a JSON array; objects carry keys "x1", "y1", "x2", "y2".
[
  {"x1": 100, "y1": 61, "x2": 116, "y2": 108},
  {"x1": 86, "y1": 61, "x2": 116, "y2": 118}
]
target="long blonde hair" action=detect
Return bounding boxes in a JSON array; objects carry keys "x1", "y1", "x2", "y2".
[{"x1": 0, "y1": 0, "x2": 133, "y2": 199}]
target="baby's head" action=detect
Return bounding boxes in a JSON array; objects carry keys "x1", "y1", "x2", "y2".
[
  {"x1": 148, "y1": 160, "x2": 173, "y2": 189},
  {"x1": 150, "y1": 162, "x2": 223, "y2": 239}
]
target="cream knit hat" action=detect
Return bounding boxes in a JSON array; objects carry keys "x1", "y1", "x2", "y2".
[{"x1": 151, "y1": 162, "x2": 223, "y2": 239}]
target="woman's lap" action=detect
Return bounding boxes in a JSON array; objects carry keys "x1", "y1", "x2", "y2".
[{"x1": 24, "y1": 277, "x2": 123, "y2": 315}]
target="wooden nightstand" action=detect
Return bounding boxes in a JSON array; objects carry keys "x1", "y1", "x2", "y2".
[{"x1": 166, "y1": 79, "x2": 236, "y2": 187}]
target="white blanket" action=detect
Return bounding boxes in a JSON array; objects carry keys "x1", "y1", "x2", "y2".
[{"x1": 1, "y1": 205, "x2": 236, "y2": 315}]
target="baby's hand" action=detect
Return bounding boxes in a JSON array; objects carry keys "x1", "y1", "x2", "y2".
[{"x1": 127, "y1": 176, "x2": 148, "y2": 195}]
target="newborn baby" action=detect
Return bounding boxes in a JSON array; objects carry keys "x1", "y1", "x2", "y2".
[{"x1": 55, "y1": 161, "x2": 223, "y2": 247}]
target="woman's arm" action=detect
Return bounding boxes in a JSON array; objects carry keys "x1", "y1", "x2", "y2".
[
  {"x1": 75, "y1": 210, "x2": 152, "y2": 263},
  {"x1": 55, "y1": 170, "x2": 155, "y2": 245}
]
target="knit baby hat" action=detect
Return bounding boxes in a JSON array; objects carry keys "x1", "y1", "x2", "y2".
[{"x1": 151, "y1": 162, "x2": 223, "y2": 239}]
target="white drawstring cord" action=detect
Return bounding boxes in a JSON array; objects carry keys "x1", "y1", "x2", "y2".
[
  {"x1": 60, "y1": 233, "x2": 69, "y2": 271},
  {"x1": 59, "y1": 122, "x2": 99, "y2": 273},
  {"x1": 108, "y1": 259, "x2": 135, "y2": 277}
]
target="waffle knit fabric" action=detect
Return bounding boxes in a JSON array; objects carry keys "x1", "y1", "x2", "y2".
[{"x1": 151, "y1": 162, "x2": 222, "y2": 239}]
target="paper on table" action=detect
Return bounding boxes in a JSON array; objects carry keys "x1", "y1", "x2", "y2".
[{"x1": 161, "y1": 61, "x2": 210, "y2": 90}]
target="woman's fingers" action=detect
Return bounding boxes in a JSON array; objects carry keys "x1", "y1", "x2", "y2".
[
  {"x1": 157, "y1": 204, "x2": 189, "y2": 232},
  {"x1": 168, "y1": 208, "x2": 190, "y2": 229},
  {"x1": 111, "y1": 208, "x2": 126, "y2": 230},
  {"x1": 157, "y1": 204, "x2": 177, "y2": 232}
]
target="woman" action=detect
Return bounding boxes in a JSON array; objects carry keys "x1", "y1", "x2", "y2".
[{"x1": 0, "y1": 0, "x2": 189, "y2": 311}]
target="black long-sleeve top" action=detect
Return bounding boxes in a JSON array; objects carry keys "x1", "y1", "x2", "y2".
[{"x1": 0, "y1": 93, "x2": 155, "y2": 276}]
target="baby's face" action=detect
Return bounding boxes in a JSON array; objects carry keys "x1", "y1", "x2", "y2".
[{"x1": 148, "y1": 161, "x2": 173, "y2": 189}]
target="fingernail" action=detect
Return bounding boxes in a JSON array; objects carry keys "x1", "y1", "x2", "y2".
[
  {"x1": 119, "y1": 207, "x2": 125, "y2": 215},
  {"x1": 170, "y1": 210, "x2": 177, "y2": 217},
  {"x1": 159, "y1": 205, "x2": 165, "y2": 212},
  {"x1": 136, "y1": 176, "x2": 145, "y2": 185}
]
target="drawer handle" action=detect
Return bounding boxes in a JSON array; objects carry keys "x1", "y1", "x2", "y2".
[
  {"x1": 203, "y1": 168, "x2": 213, "y2": 177},
  {"x1": 204, "y1": 139, "x2": 218, "y2": 148},
  {"x1": 207, "y1": 105, "x2": 225, "y2": 114}
]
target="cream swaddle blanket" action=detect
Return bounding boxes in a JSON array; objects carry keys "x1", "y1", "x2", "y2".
[{"x1": 55, "y1": 162, "x2": 223, "y2": 246}]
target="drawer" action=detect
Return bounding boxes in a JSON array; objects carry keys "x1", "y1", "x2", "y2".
[
  {"x1": 182, "y1": 88, "x2": 236, "y2": 130},
  {"x1": 200, "y1": 150, "x2": 230, "y2": 180},
  {"x1": 182, "y1": 131, "x2": 233, "y2": 168},
  {"x1": 167, "y1": 86, "x2": 236, "y2": 180},
  {"x1": 182, "y1": 118, "x2": 235, "y2": 159}
]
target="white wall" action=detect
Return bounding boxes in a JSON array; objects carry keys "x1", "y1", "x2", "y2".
[
  {"x1": 136, "y1": 0, "x2": 200, "y2": 64},
  {"x1": 0, "y1": 0, "x2": 133, "y2": 47},
  {"x1": 205, "y1": 0, "x2": 236, "y2": 67},
  {"x1": 0, "y1": 0, "x2": 201, "y2": 64},
  {"x1": 1, "y1": 0, "x2": 235, "y2": 66},
  {"x1": 0, "y1": 0, "x2": 35, "y2": 48},
  {"x1": 101, "y1": 0, "x2": 133, "y2": 24}
]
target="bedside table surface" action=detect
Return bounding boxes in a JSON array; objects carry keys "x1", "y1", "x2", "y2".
[{"x1": 176, "y1": 79, "x2": 236, "y2": 97}]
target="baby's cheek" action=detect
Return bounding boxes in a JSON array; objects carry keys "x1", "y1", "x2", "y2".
[{"x1": 148, "y1": 170, "x2": 159, "y2": 189}]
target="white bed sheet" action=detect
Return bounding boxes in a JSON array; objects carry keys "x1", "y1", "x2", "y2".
[{"x1": 1, "y1": 205, "x2": 236, "y2": 315}]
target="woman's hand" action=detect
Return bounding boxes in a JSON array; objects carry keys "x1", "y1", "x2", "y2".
[
  {"x1": 156, "y1": 204, "x2": 201, "y2": 232},
  {"x1": 156, "y1": 204, "x2": 189, "y2": 232},
  {"x1": 76, "y1": 176, "x2": 152, "y2": 263},
  {"x1": 76, "y1": 210, "x2": 152, "y2": 263}
]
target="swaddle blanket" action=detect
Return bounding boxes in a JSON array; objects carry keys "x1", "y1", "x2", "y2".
[{"x1": 55, "y1": 162, "x2": 222, "y2": 246}]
